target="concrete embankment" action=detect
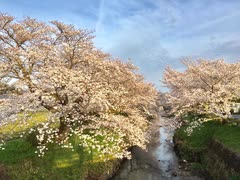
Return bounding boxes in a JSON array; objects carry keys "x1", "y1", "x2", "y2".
[
  {"x1": 174, "y1": 135, "x2": 240, "y2": 179},
  {"x1": 205, "y1": 139, "x2": 240, "y2": 179}
]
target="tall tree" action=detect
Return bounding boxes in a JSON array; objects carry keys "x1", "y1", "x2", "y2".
[
  {"x1": 0, "y1": 14, "x2": 159, "y2": 158},
  {"x1": 163, "y1": 59, "x2": 240, "y2": 118}
]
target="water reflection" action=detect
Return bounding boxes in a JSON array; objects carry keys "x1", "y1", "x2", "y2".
[
  {"x1": 154, "y1": 127, "x2": 178, "y2": 177},
  {"x1": 110, "y1": 126, "x2": 202, "y2": 180},
  {"x1": 111, "y1": 127, "x2": 177, "y2": 180}
]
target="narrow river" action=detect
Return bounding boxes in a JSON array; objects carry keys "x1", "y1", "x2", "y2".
[{"x1": 110, "y1": 121, "x2": 203, "y2": 180}]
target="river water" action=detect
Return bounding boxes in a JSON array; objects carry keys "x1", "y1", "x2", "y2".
[{"x1": 110, "y1": 123, "x2": 203, "y2": 180}]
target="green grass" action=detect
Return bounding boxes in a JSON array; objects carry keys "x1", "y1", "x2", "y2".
[
  {"x1": 214, "y1": 124, "x2": 240, "y2": 153},
  {"x1": 0, "y1": 111, "x2": 49, "y2": 139},
  {"x1": 175, "y1": 114, "x2": 240, "y2": 178},
  {"x1": 175, "y1": 120, "x2": 240, "y2": 154},
  {"x1": 0, "y1": 139, "x2": 36, "y2": 164},
  {"x1": 0, "y1": 136, "x2": 120, "y2": 179},
  {"x1": 0, "y1": 112, "x2": 121, "y2": 179},
  {"x1": 175, "y1": 121, "x2": 222, "y2": 151},
  {"x1": 175, "y1": 112, "x2": 240, "y2": 166}
]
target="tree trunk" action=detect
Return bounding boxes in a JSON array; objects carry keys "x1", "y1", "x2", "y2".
[{"x1": 58, "y1": 116, "x2": 70, "y2": 142}]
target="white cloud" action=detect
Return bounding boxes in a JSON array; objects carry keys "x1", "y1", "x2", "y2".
[
  {"x1": 1, "y1": 0, "x2": 240, "y2": 90},
  {"x1": 95, "y1": 0, "x2": 105, "y2": 34}
]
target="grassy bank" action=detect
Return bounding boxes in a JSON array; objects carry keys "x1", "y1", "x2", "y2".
[
  {"x1": 0, "y1": 138, "x2": 120, "y2": 179},
  {"x1": 0, "y1": 112, "x2": 121, "y2": 179},
  {"x1": 174, "y1": 117, "x2": 240, "y2": 159},
  {"x1": 174, "y1": 114, "x2": 240, "y2": 179}
]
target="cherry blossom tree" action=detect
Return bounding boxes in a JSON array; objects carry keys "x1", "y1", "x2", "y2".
[
  {"x1": 0, "y1": 14, "x2": 159, "y2": 158},
  {"x1": 163, "y1": 59, "x2": 240, "y2": 118}
]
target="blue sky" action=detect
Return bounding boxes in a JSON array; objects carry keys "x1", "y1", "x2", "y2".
[{"x1": 1, "y1": 0, "x2": 240, "y2": 90}]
